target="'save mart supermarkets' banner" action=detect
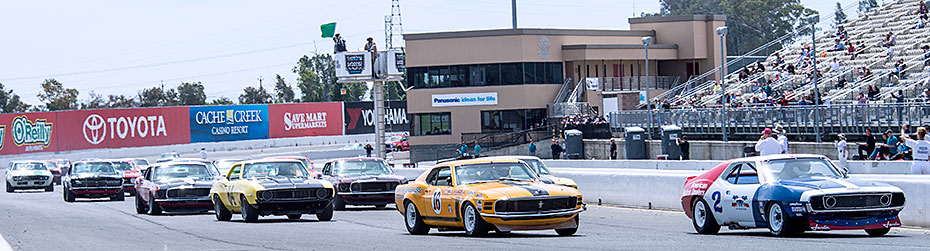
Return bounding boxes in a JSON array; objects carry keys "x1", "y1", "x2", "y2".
[
  {"x1": 56, "y1": 107, "x2": 190, "y2": 151},
  {"x1": 190, "y1": 105, "x2": 268, "y2": 143},
  {"x1": 0, "y1": 112, "x2": 58, "y2": 155},
  {"x1": 268, "y1": 103, "x2": 344, "y2": 138},
  {"x1": 343, "y1": 101, "x2": 408, "y2": 135}
]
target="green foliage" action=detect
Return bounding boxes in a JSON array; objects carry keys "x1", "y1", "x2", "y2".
[
  {"x1": 658, "y1": 0, "x2": 818, "y2": 55},
  {"x1": 292, "y1": 53, "x2": 357, "y2": 102},
  {"x1": 137, "y1": 86, "x2": 168, "y2": 107},
  {"x1": 859, "y1": 0, "x2": 879, "y2": 15},
  {"x1": 209, "y1": 97, "x2": 234, "y2": 105},
  {"x1": 834, "y1": 2, "x2": 848, "y2": 28},
  {"x1": 273, "y1": 74, "x2": 295, "y2": 103},
  {"x1": 0, "y1": 82, "x2": 30, "y2": 113},
  {"x1": 294, "y1": 55, "x2": 326, "y2": 102},
  {"x1": 81, "y1": 91, "x2": 107, "y2": 109},
  {"x1": 239, "y1": 84, "x2": 272, "y2": 104},
  {"x1": 107, "y1": 94, "x2": 138, "y2": 108},
  {"x1": 385, "y1": 81, "x2": 407, "y2": 100},
  {"x1": 176, "y1": 82, "x2": 206, "y2": 105},
  {"x1": 330, "y1": 82, "x2": 368, "y2": 102},
  {"x1": 37, "y1": 78, "x2": 79, "y2": 111}
]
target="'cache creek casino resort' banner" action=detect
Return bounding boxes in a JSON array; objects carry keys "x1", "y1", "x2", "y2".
[{"x1": 189, "y1": 104, "x2": 268, "y2": 143}]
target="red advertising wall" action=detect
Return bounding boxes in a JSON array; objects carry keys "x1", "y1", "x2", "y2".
[
  {"x1": 268, "y1": 103, "x2": 343, "y2": 138},
  {"x1": 55, "y1": 107, "x2": 191, "y2": 151},
  {"x1": 0, "y1": 112, "x2": 59, "y2": 155}
]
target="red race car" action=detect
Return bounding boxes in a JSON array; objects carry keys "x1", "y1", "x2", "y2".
[
  {"x1": 107, "y1": 159, "x2": 142, "y2": 196},
  {"x1": 41, "y1": 160, "x2": 63, "y2": 185},
  {"x1": 385, "y1": 134, "x2": 409, "y2": 152}
]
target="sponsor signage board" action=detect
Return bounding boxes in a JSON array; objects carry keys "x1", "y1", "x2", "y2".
[
  {"x1": 56, "y1": 107, "x2": 190, "y2": 151},
  {"x1": 431, "y1": 92, "x2": 498, "y2": 107},
  {"x1": 0, "y1": 112, "x2": 58, "y2": 155},
  {"x1": 334, "y1": 51, "x2": 373, "y2": 80},
  {"x1": 268, "y1": 102, "x2": 344, "y2": 138},
  {"x1": 189, "y1": 105, "x2": 268, "y2": 143},
  {"x1": 343, "y1": 101, "x2": 408, "y2": 135}
]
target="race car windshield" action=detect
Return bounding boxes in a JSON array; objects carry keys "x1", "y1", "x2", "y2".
[
  {"x1": 71, "y1": 163, "x2": 116, "y2": 174},
  {"x1": 454, "y1": 163, "x2": 538, "y2": 186},
  {"x1": 298, "y1": 159, "x2": 315, "y2": 172},
  {"x1": 388, "y1": 136, "x2": 403, "y2": 142},
  {"x1": 131, "y1": 159, "x2": 149, "y2": 166},
  {"x1": 521, "y1": 159, "x2": 551, "y2": 175},
  {"x1": 334, "y1": 161, "x2": 392, "y2": 176},
  {"x1": 243, "y1": 162, "x2": 310, "y2": 178},
  {"x1": 43, "y1": 161, "x2": 58, "y2": 169},
  {"x1": 160, "y1": 153, "x2": 180, "y2": 159},
  {"x1": 215, "y1": 160, "x2": 242, "y2": 174},
  {"x1": 762, "y1": 158, "x2": 843, "y2": 181},
  {"x1": 111, "y1": 162, "x2": 134, "y2": 171},
  {"x1": 154, "y1": 164, "x2": 212, "y2": 180},
  {"x1": 55, "y1": 160, "x2": 69, "y2": 167},
  {"x1": 12, "y1": 163, "x2": 48, "y2": 171}
]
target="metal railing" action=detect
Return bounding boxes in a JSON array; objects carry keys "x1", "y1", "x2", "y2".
[
  {"x1": 553, "y1": 78, "x2": 575, "y2": 103},
  {"x1": 600, "y1": 76, "x2": 678, "y2": 91},
  {"x1": 461, "y1": 125, "x2": 554, "y2": 151}
]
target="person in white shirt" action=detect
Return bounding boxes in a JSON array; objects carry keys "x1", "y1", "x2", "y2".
[
  {"x1": 835, "y1": 134, "x2": 848, "y2": 172},
  {"x1": 200, "y1": 148, "x2": 207, "y2": 159},
  {"x1": 901, "y1": 126, "x2": 930, "y2": 174},
  {"x1": 755, "y1": 128, "x2": 782, "y2": 156},
  {"x1": 774, "y1": 125, "x2": 789, "y2": 154}
]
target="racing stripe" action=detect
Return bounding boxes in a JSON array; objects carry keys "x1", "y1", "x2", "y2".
[
  {"x1": 500, "y1": 182, "x2": 549, "y2": 196},
  {"x1": 830, "y1": 179, "x2": 860, "y2": 189}
]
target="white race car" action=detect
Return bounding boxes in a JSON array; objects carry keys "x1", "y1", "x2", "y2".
[{"x1": 6, "y1": 161, "x2": 55, "y2": 193}]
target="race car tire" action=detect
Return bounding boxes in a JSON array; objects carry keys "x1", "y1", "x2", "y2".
[
  {"x1": 287, "y1": 214, "x2": 302, "y2": 220},
  {"x1": 374, "y1": 204, "x2": 387, "y2": 209},
  {"x1": 767, "y1": 202, "x2": 796, "y2": 237},
  {"x1": 240, "y1": 195, "x2": 259, "y2": 223},
  {"x1": 112, "y1": 190, "x2": 125, "y2": 201},
  {"x1": 135, "y1": 194, "x2": 148, "y2": 214},
  {"x1": 64, "y1": 189, "x2": 75, "y2": 202},
  {"x1": 555, "y1": 215, "x2": 580, "y2": 236},
  {"x1": 46, "y1": 183, "x2": 54, "y2": 192},
  {"x1": 213, "y1": 195, "x2": 231, "y2": 221},
  {"x1": 6, "y1": 182, "x2": 14, "y2": 193},
  {"x1": 692, "y1": 198, "x2": 720, "y2": 234},
  {"x1": 317, "y1": 201, "x2": 334, "y2": 222},
  {"x1": 404, "y1": 200, "x2": 429, "y2": 235},
  {"x1": 148, "y1": 192, "x2": 162, "y2": 215},
  {"x1": 333, "y1": 195, "x2": 346, "y2": 210},
  {"x1": 463, "y1": 203, "x2": 490, "y2": 237},
  {"x1": 128, "y1": 190, "x2": 136, "y2": 197},
  {"x1": 865, "y1": 227, "x2": 891, "y2": 237}
]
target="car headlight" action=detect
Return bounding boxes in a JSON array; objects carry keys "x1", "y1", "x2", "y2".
[
  {"x1": 316, "y1": 188, "x2": 329, "y2": 199},
  {"x1": 13, "y1": 176, "x2": 23, "y2": 181},
  {"x1": 259, "y1": 190, "x2": 274, "y2": 201},
  {"x1": 73, "y1": 179, "x2": 83, "y2": 185},
  {"x1": 338, "y1": 183, "x2": 349, "y2": 192},
  {"x1": 350, "y1": 183, "x2": 360, "y2": 191}
]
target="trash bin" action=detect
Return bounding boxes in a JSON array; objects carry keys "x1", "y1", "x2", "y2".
[
  {"x1": 564, "y1": 129, "x2": 584, "y2": 159},
  {"x1": 661, "y1": 125, "x2": 682, "y2": 160},
  {"x1": 624, "y1": 127, "x2": 646, "y2": 159}
]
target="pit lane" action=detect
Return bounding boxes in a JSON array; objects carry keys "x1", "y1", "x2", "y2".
[{"x1": 1, "y1": 147, "x2": 929, "y2": 250}]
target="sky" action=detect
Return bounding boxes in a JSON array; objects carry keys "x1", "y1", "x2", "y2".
[{"x1": 0, "y1": 0, "x2": 856, "y2": 105}]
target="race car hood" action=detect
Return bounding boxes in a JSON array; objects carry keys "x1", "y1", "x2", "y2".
[
  {"x1": 249, "y1": 177, "x2": 332, "y2": 190},
  {"x1": 540, "y1": 175, "x2": 578, "y2": 188},
  {"x1": 155, "y1": 177, "x2": 215, "y2": 188},
  {"x1": 333, "y1": 174, "x2": 405, "y2": 184},
  {"x1": 8, "y1": 169, "x2": 53, "y2": 177},
  {"x1": 776, "y1": 177, "x2": 904, "y2": 202},
  {"x1": 122, "y1": 170, "x2": 140, "y2": 178},
  {"x1": 460, "y1": 181, "x2": 580, "y2": 199}
]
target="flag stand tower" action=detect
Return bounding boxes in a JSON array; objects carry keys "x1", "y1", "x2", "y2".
[{"x1": 335, "y1": 50, "x2": 405, "y2": 159}]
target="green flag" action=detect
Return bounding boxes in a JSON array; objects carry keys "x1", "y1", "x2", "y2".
[{"x1": 320, "y1": 22, "x2": 336, "y2": 38}]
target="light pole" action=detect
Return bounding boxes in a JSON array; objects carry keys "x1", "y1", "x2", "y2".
[
  {"x1": 642, "y1": 36, "x2": 653, "y2": 140},
  {"x1": 716, "y1": 26, "x2": 728, "y2": 142},
  {"x1": 809, "y1": 14, "x2": 822, "y2": 143}
]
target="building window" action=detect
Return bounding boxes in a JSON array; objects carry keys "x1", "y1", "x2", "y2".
[
  {"x1": 407, "y1": 62, "x2": 562, "y2": 89},
  {"x1": 481, "y1": 109, "x2": 547, "y2": 133},
  {"x1": 412, "y1": 113, "x2": 451, "y2": 136}
]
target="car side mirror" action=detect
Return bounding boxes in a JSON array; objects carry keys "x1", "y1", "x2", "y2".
[{"x1": 841, "y1": 167, "x2": 849, "y2": 177}]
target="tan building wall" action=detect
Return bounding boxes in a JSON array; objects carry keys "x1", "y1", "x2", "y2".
[{"x1": 629, "y1": 15, "x2": 727, "y2": 76}]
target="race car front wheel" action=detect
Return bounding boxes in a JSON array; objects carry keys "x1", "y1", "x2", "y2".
[
  {"x1": 333, "y1": 195, "x2": 346, "y2": 210},
  {"x1": 45, "y1": 183, "x2": 54, "y2": 192},
  {"x1": 240, "y1": 195, "x2": 259, "y2": 223},
  {"x1": 64, "y1": 189, "x2": 75, "y2": 202},
  {"x1": 767, "y1": 202, "x2": 796, "y2": 237},
  {"x1": 404, "y1": 201, "x2": 429, "y2": 235},
  {"x1": 213, "y1": 195, "x2": 231, "y2": 221},
  {"x1": 692, "y1": 198, "x2": 720, "y2": 234},
  {"x1": 6, "y1": 182, "x2": 14, "y2": 193},
  {"x1": 135, "y1": 194, "x2": 148, "y2": 214},
  {"x1": 148, "y1": 192, "x2": 162, "y2": 215},
  {"x1": 111, "y1": 190, "x2": 125, "y2": 201},
  {"x1": 555, "y1": 215, "x2": 580, "y2": 236},
  {"x1": 865, "y1": 227, "x2": 891, "y2": 237},
  {"x1": 463, "y1": 203, "x2": 490, "y2": 237},
  {"x1": 317, "y1": 201, "x2": 334, "y2": 221}
]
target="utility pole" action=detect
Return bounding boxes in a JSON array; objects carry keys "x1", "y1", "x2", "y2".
[
  {"x1": 810, "y1": 15, "x2": 822, "y2": 143},
  {"x1": 512, "y1": 0, "x2": 517, "y2": 29}
]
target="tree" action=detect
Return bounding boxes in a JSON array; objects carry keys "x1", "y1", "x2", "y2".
[
  {"x1": 657, "y1": 0, "x2": 818, "y2": 55},
  {"x1": 330, "y1": 82, "x2": 368, "y2": 102},
  {"x1": 137, "y1": 86, "x2": 167, "y2": 107},
  {"x1": 273, "y1": 74, "x2": 295, "y2": 103},
  {"x1": 107, "y1": 94, "x2": 137, "y2": 108},
  {"x1": 37, "y1": 78, "x2": 79, "y2": 111},
  {"x1": 0, "y1": 82, "x2": 30, "y2": 113},
  {"x1": 859, "y1": 0, "x2": 879, "y2": 15},
  {"x1": 294, "y1": 53, "x2": 338, "y2": 102},
  {"x1": 209, "y1": 97, "x2": 234, "y2": 105},
  {"x1": 176, "y1": 82, "x2": 206, "y2": 105},
  {"x1": 81, "y1": 91, "x2": 107, "y2": 109},
  {"x1": 385, "y1": 81, "x2": 407, "y2": 100},
  {"x1": 834, "y1": 2, "x2": 848, "y2": 28},
  {"x1": 239, "y1": 84, "x2": 272, "y2": 104}
]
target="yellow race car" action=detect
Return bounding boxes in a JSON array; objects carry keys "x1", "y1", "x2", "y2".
[
  {"x1": 395, "y1": 158, "x2": 584, "y2": 236},
  {"x1": 482, "y1": 156, "x2": 578, "y2": 189},
  {"x1": 210, "y1": 159, "x2": 335, "y2": 222}
]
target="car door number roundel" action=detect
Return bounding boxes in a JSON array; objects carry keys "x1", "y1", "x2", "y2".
[
  {"x1": 431, "y1": 189, "x2": 442, "y2": 214},
  {"x1": 711, "y1": 191, "x2": 723, "y2": 213}
]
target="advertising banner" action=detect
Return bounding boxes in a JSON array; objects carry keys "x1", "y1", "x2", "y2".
[
  {"x1": 0, "y1": 112, "x2": 58, "y2": 155},
  {"x1": 343, "y1": 101, "x2": 409, "y2": 135},
  {"x1": 431, "y1": 92, "x2": 498, "y2": 107},
  {"x1": 56, "y1": 107, "x2": 190, "y2": 151},
  {"x1": 189, "y1": 104, "x2": 268, "y2": 143},
  {"x1": 268, "y1": 102, "x2": 343, "y2": 138}
]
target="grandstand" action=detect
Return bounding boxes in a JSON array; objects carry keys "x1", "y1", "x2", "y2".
[{"x1": 659, "y1": 0, "x2": 930, "y2": 108}]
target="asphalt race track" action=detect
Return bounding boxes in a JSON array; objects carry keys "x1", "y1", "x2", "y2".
[{"x1": 2, "y1": 147, "x2": 930, "y2": 251}]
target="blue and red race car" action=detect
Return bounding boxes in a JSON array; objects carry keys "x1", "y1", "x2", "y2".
[{"x1": 681, "y1": 154, "x2": 905, "y2": 237}]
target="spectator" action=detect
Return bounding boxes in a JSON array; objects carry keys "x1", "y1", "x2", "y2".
[
  {"x1": 902, "y1": 126, "x2": 930, "y2": 174},
  {"x1": 676, "y1": 135, "x2": 690, "y2": 160},
  {"x1": 917, "y1": 14, "x2": 928, "y2": 29},
  {"x1": 835, "y1": 134, "x2": 848, "y2": 171},
  {"x1": 200, "y1": 148, "x2": 207, "y2": 159},
  {"x1": 473, "y1": 142, "x2": 481, "y2": 158},
  {"x1": 892, "y1": 90, "x2": 906, "y2": 103},
  {"x1": 883, "y1": 32, "x2": 896, "y2": 48},
  {"x1": 774, "y1": 125, "x2": 789, "y2": 154},
  {"x1": 364, "y1": 144, "x2": 374, "y2": 157},
  {"x1": 857, "y1": 129, "x2": 877, "y2": 160},
  {"x1": 891, "y1": 136, "x2": 913, "y2": 160},
  {"x1": 529, "y1": 139, "x2": 537, "y2": 156},
  {"x1": 919, "y1": 1, "x2": 929, "y2": 15},
  {"x1": 550, "y1": 139, "x2": 564, "y2": 160},
  {"x1": 868, "y1": 85, "x2": 880, "y2": 100},
  {"x1": 459, "y1": 142, "x2": 468, "y2": 158},
  {"x1": 870, "y1": 130, "x2": 899, "y2": 160},
  {"x1": 892, "y1": 59, "x2": 907, "y2": 79},
  {"x1": 923, "y1": 45, "x2": 930, "y2": 68},
  {"x1": 608, "y1": 139, "x2": 617, "y2": 160},
  {"x1": 755, "y1": 128, "x2": 782, "y2": 156},
  {"x1": 829, "y1": 58, "x2": 841, "y2": 73},
  {"x1": 333, "y1": 33, "x2": 347, "y2": 53}
]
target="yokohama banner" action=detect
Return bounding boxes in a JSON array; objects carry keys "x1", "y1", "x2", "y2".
[
  {"x1": 56, "y1": 107, "x2": 191, "y2": 151},
  {"x1": 343, "y1": 101, "x2": 408, "y2": 135},
  {"x1": 269, "y1": 103, "x2": 343, "y2": 138},
  {"x1": 0, "y1": 112, "x2": 58, "y2": 155}
]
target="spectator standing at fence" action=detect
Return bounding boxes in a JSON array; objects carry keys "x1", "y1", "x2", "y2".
[
  {"x1": 364, "y1": 144, "x2": 374, "y2": 157},
  {"x1": 529, "y1": 139, "x2": 537, "y2": 157},
  {"x1": 774, "y1": 125, "x2": 789, "y2": 154},
  {"x1": 459, "y1": 142, "x2": 468, "y2": 158},
  {"x1": 676, "y1": 136, "x2": 690, "y2": 160},
  {"x1": 551, "y1": 139, "x2": 563, "y2": 160},
  {"x1": 200, "y1": 148, "x2": 207, "y2": 159},
  {"x1": 755, "y1": 128, "x2": 782, "y2": 156},
  {"x1": 473, "y1": 142, "x2": 482, "y2": 158},
  {"x1": 835, "y1": 134, "x2": 848, "y2": 172},
  {"x1": 609, "y1": 139, "x2": 618, "y2": 160},
  {"x1": 857, "y1": 129, "x2": 877, "y2": 159},
  {"x1": 901, "y1": 126, "x2": 930, "y2": 174}
]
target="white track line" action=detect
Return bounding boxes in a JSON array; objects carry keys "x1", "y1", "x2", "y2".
[{"x1": 0, "y1": 233, "x2": 13, "y2": 251}]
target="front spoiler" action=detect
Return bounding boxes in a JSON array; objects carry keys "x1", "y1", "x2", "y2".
[{"x1": 480, "y1": 208, "x2": 585, "y2": 220}]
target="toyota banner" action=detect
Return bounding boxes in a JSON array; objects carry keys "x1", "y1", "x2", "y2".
[
  {"x1": 343, "y1": 101, "x2": 408, "y2": 135},
  {"x1": 189, "y1": 104, "x2": 269, "y2": 143},
  {"x1": 56, "y1": 107, "x2": 191, "y2": 151},
  {"x1": 268, "y1": 103, "x2": 343, "y2": 138}
]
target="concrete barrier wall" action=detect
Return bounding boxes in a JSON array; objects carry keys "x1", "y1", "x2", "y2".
[
  {"x1": 544, "y1": 160, "x2": 913, "y2": 174},
  {"x1": 582, "y1": 139, "x2": 860, "y2": 160}
]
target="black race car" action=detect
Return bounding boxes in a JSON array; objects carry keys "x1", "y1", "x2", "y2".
[
  {"x1": 63, "y1": 161, "x2": 124, "y2": 202},
  {"x1": 135, "y1": 161, "x2": 217, "y2": 215}
]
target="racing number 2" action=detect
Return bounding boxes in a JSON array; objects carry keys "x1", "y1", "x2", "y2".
[{"x1": 711, "y1": 191, "x2": 723, "y2": 213}]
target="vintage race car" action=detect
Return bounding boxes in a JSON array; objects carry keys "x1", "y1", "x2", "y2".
[
  {"x1": 481, "y1": 156, "x2": 577, "y2": 189},
  {"x1": 395, "y1": 158, "x2": 584, "y2": 236},
  {"x1": 265, "y1": 156, "x2": 319, "y2": 177},
  {"x1": 107, "y1": 160, "x2": 142, "y2": 196},
  {"x1": 210, "y1": 159, "x2": 335, "y2": 222},
  {"x1": 40, "y1": 160, "x2": 63, "y2": 185},
  {"x1": 63, "y1": 161, "x2": 124, "y2": 202},
  {"x1": 135, "y1": 162, "x2": 218, "y2": 215},
  {"x1": 321, "y1": 158, "x2": 407, "y2": 210},
  {"x1": 682, "y1": 154, "x2": 906, "y2": 237},
  {"x1": 6, "y1": 161, "x2": 55, "y2": 192},
  {"x1": 385, "y1": 133, "x2": 409, "y2": 152}
]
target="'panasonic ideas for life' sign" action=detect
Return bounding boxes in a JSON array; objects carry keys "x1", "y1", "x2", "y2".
[{"x1": 431, "y1": 92, "x2": 498, "y2": 107}]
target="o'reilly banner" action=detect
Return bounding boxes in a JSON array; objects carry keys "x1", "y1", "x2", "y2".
[{"x1": 343, "y1": 101, "x2": 408, "y2": 135}]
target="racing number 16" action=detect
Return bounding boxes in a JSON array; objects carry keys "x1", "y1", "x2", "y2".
[{"x1": 711, "y1": 191, "x2": 723, "y2": 213}]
